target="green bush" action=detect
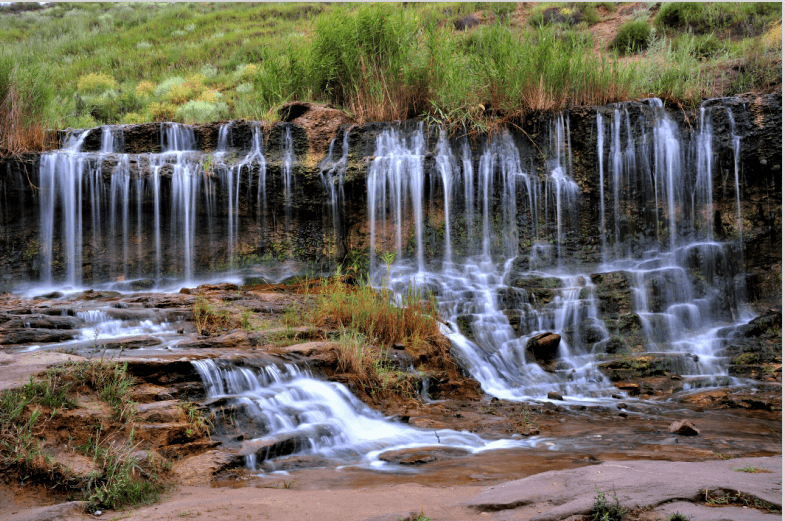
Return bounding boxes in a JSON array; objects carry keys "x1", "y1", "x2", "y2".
[
  {"x1": 589, "y1": 488, "x2": 627, "y2": 521},
  {"x1": 175, "y1": 100, "x2": 229, "y2": 123},
  {"x1": 656, "y1": 2, "x2": 702, "y2": 29},
  {"x1": 200, "y1": 64, "x2": 218, "y2": 78},
  {"x1": 611, "y1": 20, "x2": 651, "y2": 54},
  {"x1": 153, "y1": 76, "x2": 185, "y2": 98}
]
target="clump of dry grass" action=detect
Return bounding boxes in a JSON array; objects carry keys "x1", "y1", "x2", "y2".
[{"x1": 309, "y1": 270, "x2": 440, "y2": 352}]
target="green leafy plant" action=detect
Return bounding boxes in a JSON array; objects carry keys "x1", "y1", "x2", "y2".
[{"x1": 589, "y1": 487, "x2": 627, "y2": 521}]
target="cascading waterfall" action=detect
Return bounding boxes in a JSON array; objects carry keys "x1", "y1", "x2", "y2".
[
  {"x1": 30, "y1": 98, "x2": 759, "y2": 401},
  {"x1": 192, "y1": 359, "x2": 538, "y2": 469},
  {"x1": 377, "y1": 100, "x2": 750, "y2": 400},
  {"x1": 36, "y1": 122, "x2": 279, "y2": 288}
]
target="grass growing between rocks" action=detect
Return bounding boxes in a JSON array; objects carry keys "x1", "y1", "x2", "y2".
[
  {"x1": 0, "y1": 359, "x2": 168, "y2": 513},
  {"x1": 309, "y1": 269, "x2": 441, "y2": 352}
]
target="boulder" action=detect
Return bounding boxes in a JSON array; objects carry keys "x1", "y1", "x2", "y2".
[
  {"x1": 547, "y1": 391, "x2": 564, "y2": 401},
  {"x1": 378, "y1": 446, "x2": 469, "y2": 465},
  {"x1": 526, "y1": 332, "x2": 561, "y2": 372},
  {"x1": 668, "y1": 419, "x2": 700, "y2": 436}
]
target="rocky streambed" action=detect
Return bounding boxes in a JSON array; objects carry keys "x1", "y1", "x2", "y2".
[{"x1": 0, "y1": 281, "x2": 780, "y2": 521}]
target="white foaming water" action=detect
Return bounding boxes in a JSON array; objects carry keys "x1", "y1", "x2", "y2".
[{"x1": 192, "y1": 359, "x2": 541, "y2": 470}]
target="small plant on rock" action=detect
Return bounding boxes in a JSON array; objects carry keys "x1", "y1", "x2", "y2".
[{"x1": 589, "y1": 487, "x2": 627, "y2": 521}]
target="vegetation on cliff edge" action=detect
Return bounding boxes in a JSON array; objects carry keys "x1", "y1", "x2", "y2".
[{"x1": 0, "y1": 2, "x2": 780, "y2": 154}]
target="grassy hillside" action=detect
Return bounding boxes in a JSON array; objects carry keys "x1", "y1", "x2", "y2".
[{"x1": 0, "y1": 2, "x2": 781, "y2": 154}]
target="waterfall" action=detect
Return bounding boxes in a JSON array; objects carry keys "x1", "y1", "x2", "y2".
[
  {"x1": 320, "y1": 128, "x2": 350, "y2": 245},
  {"x1": 368, "y1": 125, "x2": 426, "y2": 274},
  {"x1": 29, "y1": 99, "x2": 757, "y2": 399},
  {"x1": 192, "y1": 359, "x2": 537, "y2": 469},
  {"x1": 375, "y1": 99, "x2": 750, "y2": 400},
  {"x1": 596, "y1": 113, "x2": 607, "y2": 262}
]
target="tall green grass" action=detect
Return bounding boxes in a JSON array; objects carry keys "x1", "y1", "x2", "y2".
[{"x1": 0, "y1": 1, "x2": 780, "y2": 151}]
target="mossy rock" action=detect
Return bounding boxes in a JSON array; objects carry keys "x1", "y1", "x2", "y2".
[
  {"x1": 597, "y1": 353, "x2": 683, "y2": 381},
  {"x1": 509, "y1": 276, "x2": 562, "y2": 290},
  {"x1": 455, "y1": 315, "x2": 475, "y2": 342},
  {"x1": 590, "y1": 271, "x2": 634, "y2": 315}
]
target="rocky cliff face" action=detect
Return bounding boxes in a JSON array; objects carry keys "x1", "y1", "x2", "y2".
[{"x1": 0, "y1": 94, "x2": 780, "y2": 307}]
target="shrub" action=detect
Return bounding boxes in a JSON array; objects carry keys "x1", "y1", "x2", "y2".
[
  {"x1": 589, "y1": 488, "x2": 627, "y2": 521},
  {"x1": 236, "y1": 82, "x2": 253, "y2": 94},
  {"x1": 135, "y1": 40, "x2": 153, "y2": 51},
  {"x1": 200, "y1": 64, "x2": 218, "y2": 78},
  {"x1": 239, "y1": 63, "x2": 257, "y2": 78},
  {"x1": 175, "y1": 100, "x2": 229, "y2": 123},
  {"x1": 165, "y1": 83, "x2": 195, "y2": 104},
  {"x1": 611, "y1": 20, "x2": 651, "y2": 54},
  {"x1": 77, "y1": 72, "x2": 117, "y2": 93},
  {"x1": 196, "y1": 90, "x2": 220, "y2": 102},
  {"x1": 135, "y1": 81, "x2": 155, "y2": 97},
  {"x1": 146, "y1": 101, "x2": 177, "y2": 121},
  {"x1": 171, "y1": 29, "x2": 186, "y2": 37},
  {"x1": 674, "y1": 33, "x2": 724, "y2": 59},
  {"x1": 184, "y1": 23, "x2": 196, "y2": 32},
  {"x1": 122, "y1": 112, "x2": 145, "y2": 124},
  {"x1": 656, "y1": 2, "x2": 703, "y2": 29},
  {"x1": 153, "y1": 76, "x2": 185, "y2": 98}
]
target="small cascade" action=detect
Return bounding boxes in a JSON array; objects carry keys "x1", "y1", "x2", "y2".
[
  {"x1": 650, "y1": 98, "x2": 684, "y2": 251},
  {"x1": 216, "y1": 122, "x2": 232, "y2": 154},
  {"x1": 727, "y1": 108, "x2": 743, "y2": 246},
  {"x1": 434, "y1": 131, "x2": 456, "y2": 267},
  {"x1": 319, "y1": 128, "x2": 349, "y2": 243},
  {"x1": 461, "y1": 140, "x2": 475, "y2": 253},
  {"x1": 368, "y1": 125, "x2": 426, "y2": 274},
  {"x1": 192, "y1": 359, "x2": 537, "y2": 469},
  {"x1": 695, "y1": 105, "x2": 715, "y2": 241},
  {"x1": 100, "y1": 127, "x2": 113, "y2": 153},
  {"x1": 281, "y1": 126, "x2": 296, "y2": 230},
  {"x1": 596, "y1": 112, "x2": 607, "y2": 262},
  {"x1": 546, "y1": 113, "x2": 579, "y2": 264},
  {"x1": 39, "y1": 131, "x2": 91, "y2": 286}
]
